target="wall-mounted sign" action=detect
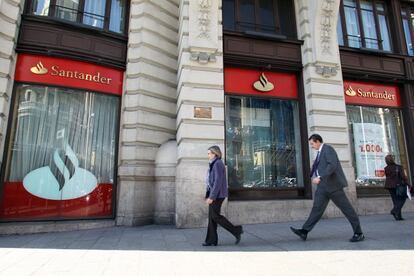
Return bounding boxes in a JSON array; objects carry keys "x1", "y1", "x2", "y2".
[
  {"x1": 344, "y1": 80, "x2": 401, "y2": 107},
  {"x1": 194, "y1": 107, "x2": 212, "y2": 119},
  {"x1": 224, "y1": 67, "x2": 298, "y2": 99},
  {"x1": 15, "y1": 54, "x2": 124, "y2": 95}
]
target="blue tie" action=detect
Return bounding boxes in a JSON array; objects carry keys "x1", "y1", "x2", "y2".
[{"x1": 310, "y1": 151, "x2": 320, "y2": 178}]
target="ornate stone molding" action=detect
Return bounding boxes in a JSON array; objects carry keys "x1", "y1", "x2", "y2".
[
  {"x1": 190, "y1": 51, "x2": 217, "y2": 64},
  {"x1": 188, "y1": 0, "x2": 219, "y2": 64},
  {"x1": 320, "y1": 0, "x2": 336, "y2": 54},
  {"x1": 198, "y1": 0, "x2": 211, "y2": 38},
  {"x1": 314, "y1": 62, "x2": 339, "y2": 78}
]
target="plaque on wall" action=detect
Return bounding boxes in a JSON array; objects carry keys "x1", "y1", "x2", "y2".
[{"x1": 194, "y1": 107, "x2": 212, "y2": 119}]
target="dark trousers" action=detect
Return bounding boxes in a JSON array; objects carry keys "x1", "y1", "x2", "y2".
[
  {"x1": 205, "y1": 198, "x2": 241, "y2": 244},
  {"x1": 388, "y1": 188, "x2": 407, "y2": 219},
  {"x1": 302, "y1": 187, "x2": 362, "y2": 234}
]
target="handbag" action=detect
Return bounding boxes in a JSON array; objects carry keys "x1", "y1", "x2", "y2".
[{"x1": 395, "y1": 166, "x2": 408, "y2": 198}]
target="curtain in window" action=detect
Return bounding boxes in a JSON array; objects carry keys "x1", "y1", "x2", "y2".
[
  {"x1": 83, "y1": 0, "x2": 106, "y2": 28},
  {"x1": 225, "y1": 96, "x2": 303, "y2": 189},
  {"x1": 109, "y1": 0, "x2": 126, "y2": 33},
  {"x1": 360, "y1": 1, "x2": 378, "y2": 49},
  {"x1": 344, "y1": 0, "x2": 361, "y2": 48},
  {"x1": 378, "y1": 14, "x2": 391, "y2": 51},
  {"x1": 403, "y1": 18, "x2": 413, "y2": 55},
  {"x1": 55, "y1": 0, "x2": 79, "y2": 22},
  {"x1": 32, "y1": 0, "x2": 50, "y2": 16},
  {"x1": 8, "y1": 84, "x2": 118, "y2": 184}
]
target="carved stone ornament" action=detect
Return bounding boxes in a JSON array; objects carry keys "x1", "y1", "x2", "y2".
[
  {"x1": 198, "y1": 0, "x2": 212, "y2": 38},
  {"x1": 320, "y1": 0, "x2": 336, "y2": 54},
  {"x1": 314, "y1": 63, "x2": 339, "y2": 77},
  {"x1": 190, "y1": 51, "x2": 217, "y2": 64}
]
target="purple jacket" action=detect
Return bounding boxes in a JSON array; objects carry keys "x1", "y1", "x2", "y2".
[{"x1": 208, "y1": 159, "x2": 228, "y2": 200}]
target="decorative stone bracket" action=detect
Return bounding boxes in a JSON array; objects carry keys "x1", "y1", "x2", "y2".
[
  {"x1": 190, "y1": 51, "x2": 217, "y2": 64},
  {"x1": 314, "y1": 62, "x2": 339, "y2": 78}
]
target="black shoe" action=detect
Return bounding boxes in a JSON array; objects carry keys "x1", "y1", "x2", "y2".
[
  {"x1": 202, "y1": 242, "x2": 217, "y2": 246},
  {"x1": 349, "y1": 233, "x2": 365, "y2": 242},
  {"x1": 396, "y1": 217, "x2": 405, "y2": 221},
  {"x1": 290, "y1": 227, "x2": 307, "y2": 241},
  {"x1": 235, "y1": 226, "x2": 243, "y2": 245},
  {"x1": 391, "y1": 211, "x2": 399, "y2": 221}
]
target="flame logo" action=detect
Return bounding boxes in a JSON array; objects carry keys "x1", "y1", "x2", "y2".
[
  {"x1": 30, "y1": 61, "x2": 48, "y2": 75},
  {"x1": 253, "y1": 73, "x2": 274, "y2": 92},
  {"x1": 345, "y1": 85, "x2": 357, "y2": 97},
  {"x1": 23, "y1": 144, "x2": 97, "y2": 200}
]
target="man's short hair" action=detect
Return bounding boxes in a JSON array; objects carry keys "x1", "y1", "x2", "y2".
[{"x1": 308, "y1": 134, "x2": 323, "y2": 143}]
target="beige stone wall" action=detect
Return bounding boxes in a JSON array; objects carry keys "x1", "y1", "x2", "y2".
[
  {"x1": 175, "y1": 0, "x2": 225, "y2": 228},
  {"x1": 0, "y1": 0, "x2": 24, "y2": 166},
  {"x1": 117, "y1": 0, "x2": 179, "y2": 226}
]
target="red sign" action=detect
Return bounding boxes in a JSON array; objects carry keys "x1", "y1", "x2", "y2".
[
  {"x1": 224, "y1": 67, "x2": 298, "y2": 99},
  {"x1": 15, "y1": 54, "x2": 123, "y2": 95},
  {"x1": 343, "y1": 80, "x2": 401, "y2": 107}
]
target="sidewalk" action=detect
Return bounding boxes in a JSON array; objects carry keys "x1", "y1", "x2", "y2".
[{"x1": 0, "y1": 213, "x2": 413, "y2": 276}]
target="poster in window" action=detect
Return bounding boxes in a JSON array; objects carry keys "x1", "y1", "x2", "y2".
[{"x1": 353, "y1": 123, "x2": 386, "y2": 183}]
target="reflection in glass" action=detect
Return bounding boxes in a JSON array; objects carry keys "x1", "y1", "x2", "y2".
[
  {"x1": 31, "y1": 0, "x2": 51, "y2": 16},
  {"x1": 109, "y1": 0, "x2": 126, "y2": 33},
  {"x1": 83, "y1": 0, "x2": 106, "y2": 28},
  {"x1": 225, "y1": 96, "x2": 303, "y2": 189},
  {"x1": 347, "y1": 106, "x2": 409, "y2": 187},
  {"x1": 55, "y1": 0, "x2": 79, "y2": 22}
]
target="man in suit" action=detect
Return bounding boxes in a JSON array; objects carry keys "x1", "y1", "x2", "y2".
[{"x1": 290, "y1": 134, "x2": 364, "y2": 242}]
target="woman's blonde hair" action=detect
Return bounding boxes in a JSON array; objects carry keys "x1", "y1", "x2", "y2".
[{"x1": 208, "y1": 145, "x2": 222, "y2": 159}]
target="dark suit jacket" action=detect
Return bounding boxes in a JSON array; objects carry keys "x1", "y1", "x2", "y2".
[
  {"x1": 384, "y1": 164, "x2": 408, "y2": 189},
  {"x1": 316, "y1": 144, "x2": 348, "y2": 192},
  {"x1": 207, "y1": 159, "x2": 228, "y2": 200}
]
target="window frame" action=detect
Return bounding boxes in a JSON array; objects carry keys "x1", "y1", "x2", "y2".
[
  {"x1": 224, "y1": 0, "x2": 296, "y2": 39},
  {"x1": 400, "y1": 4, "x2": 414, "y2": 56},
  {"x1": 338, "y1": 0, "x2": 392, "y2": 52},
  {"x1": 25, "y1": 0, "x2": 129, "y2": 35}
]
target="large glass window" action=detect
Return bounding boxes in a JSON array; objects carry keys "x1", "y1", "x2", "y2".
[
  {"x1": 401, "y1": 5, "x2": 414, "y2": 56},
  {"x1": 338, "y1": 0, "x2": 392, "y2": 51},
  {"x1": 28, "y1": 0, "x2": 128, "y2": 34},
  {"x1": 223, "y1": 0, "x2": 296, "y2": 38},
  {"x1": 0, "y1": 84, "x2": 120, "y2": 220},
  {"x1": 225, "y1": 96, "x2": 303, "y2": 193},
  {"x1": 347, "y1": 106, "x2": 409, "y2": 188}
]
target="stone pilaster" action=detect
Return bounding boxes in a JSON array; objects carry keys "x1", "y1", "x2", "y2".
[
  {"x1": 295, "y1": 0, "x2": 356, "y2": 199},
  {"x1": 117, "y1": 0, "x2": 179, "y2": 225},
  {"x1": 0, "y1": 0, "x2": 24, "y2": 165},
  {"x1": 175, "y1": 0, "x2": 224, "y2": 227}
]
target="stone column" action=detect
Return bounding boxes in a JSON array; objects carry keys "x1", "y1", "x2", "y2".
[
  {"x1": 0, "y1": 0, "x2": 24, "y2": 165},
  {"x1": 117, "y1": 0, "x2": 179, "y2": 225},
  {"x1": 175, "y1": 0, "x2": 224, "y2": 227},
  {"x1": 295, "y1": 0, "x2": 357, "y2": 200}
]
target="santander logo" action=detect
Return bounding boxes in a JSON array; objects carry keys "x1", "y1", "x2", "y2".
[{"x1": 23, "y1": 144, "x2": 98, "y2": 200}]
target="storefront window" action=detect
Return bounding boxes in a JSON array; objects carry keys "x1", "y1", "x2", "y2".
[
  {"x1": 225, "y1": 95, "x2": 303, "y2": 190},
  {"x1": 347, "y1": 106, "x2": 409, "y2": 187},
  {"x1": 28, "y1": 0, "x2": 128, "y2": 34},
  {"x1": 0, "y1": 83, "x2": 119, "y2": 220}
]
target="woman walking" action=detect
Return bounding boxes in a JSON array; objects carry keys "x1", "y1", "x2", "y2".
[
  {"x1": 203, "y1": 145, "x2": 243, "y2": 246},
  {"x1": 384, "y1": 154, "x2": 412, "y2": 220}
]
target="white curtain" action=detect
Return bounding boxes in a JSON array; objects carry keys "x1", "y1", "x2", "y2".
[
  {"x1": 83, "y1": 0, "x2": 106, "y2": 28},
  {"x1": 8, "y1": 84, "x2": 119, "y2": 185},
  {"x1": 361, "y1": 1, "x2": 378, "y2": 49},
  {"x1": 109, "y1": 0, "x2": 126, "y2": 33},
  {"x1": 344, "y1": 0, "x2": 361, "y2": 48}
]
